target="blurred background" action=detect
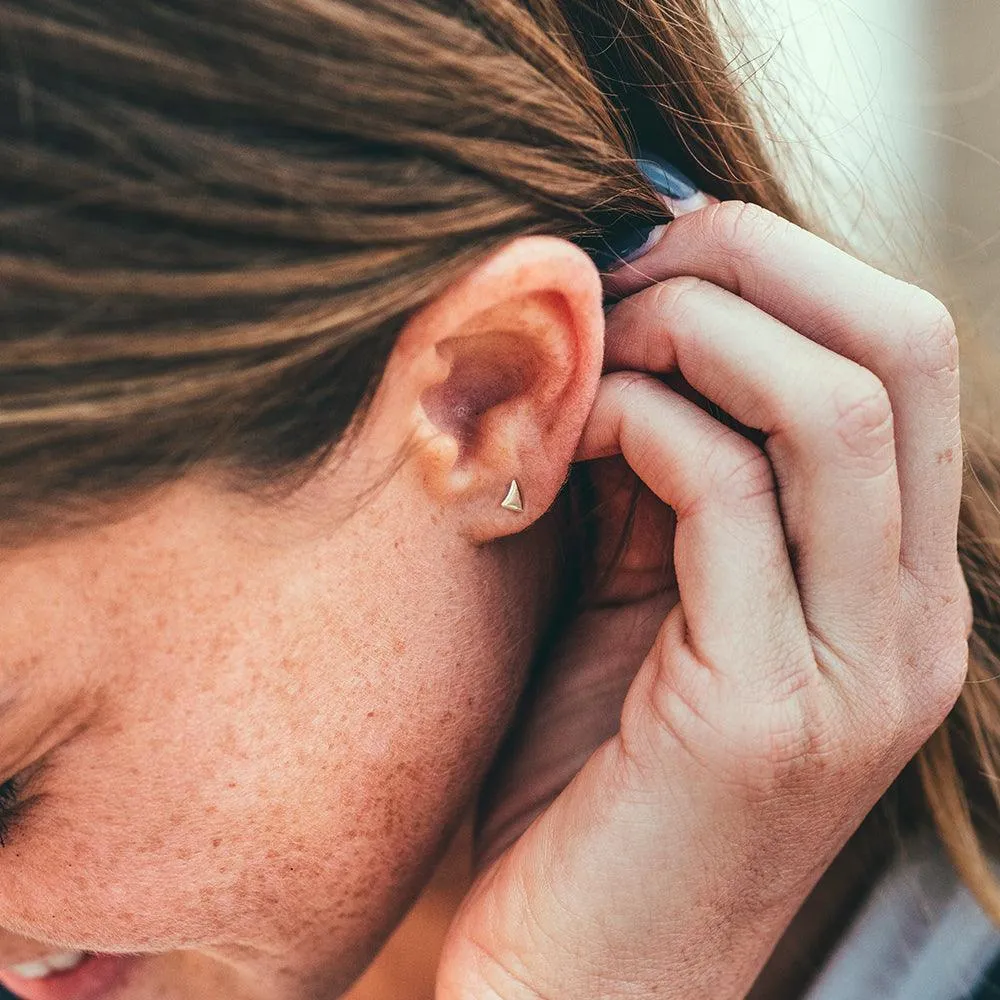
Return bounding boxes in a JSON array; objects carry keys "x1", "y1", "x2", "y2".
[
  {"x1": 723, "y1": 0, "x2": 1000, "y2": 333},
  {"x1": 0, "y1": 5, "x2": 990, "y2": 1000},
  {"x1": 346, "y1": 1, "x2": 1000, "y2": 996}
]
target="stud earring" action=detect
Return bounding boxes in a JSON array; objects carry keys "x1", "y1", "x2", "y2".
[{"x1": 500, "y1": 479, "x2": 524, "y2": 513}]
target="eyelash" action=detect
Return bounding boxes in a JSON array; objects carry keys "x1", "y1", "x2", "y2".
[{"x1": 0, "y1": 777, "x2": 22, "y2": 847}]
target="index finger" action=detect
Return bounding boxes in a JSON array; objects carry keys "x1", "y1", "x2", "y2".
[{"x1": 602, "y1": 200, "x2": 963, "y2": 584}]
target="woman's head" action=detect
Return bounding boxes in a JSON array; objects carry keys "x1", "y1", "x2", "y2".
[
  {"x1": 0, "y1": 231, "x2": 609, "y2": 999},
  {"x1": 3, "y1": 1, "x2": 1000, "y2": 999},
  {"x1": 0, "y1": 2, "x2": 746, "y2": 996}
]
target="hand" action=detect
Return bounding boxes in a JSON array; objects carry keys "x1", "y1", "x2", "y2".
[{"x1": 436, "y1": 201, "x2": 972, "y2": 1000}]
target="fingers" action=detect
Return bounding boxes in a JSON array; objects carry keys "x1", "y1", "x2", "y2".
[
  {"x1": 577, "y1": 371, "x2": 808, "y2": 684},
  {"x1": 603, "y1": 277, "x2": 903, "y2": 640},
  {"x1": 603, "y1": 201, "x2": 963, "y2": 585}
]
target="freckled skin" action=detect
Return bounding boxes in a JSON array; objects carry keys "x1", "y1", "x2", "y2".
[
  {"x1": 0, "y1": 457, "x2": 559, "y2": 999},
  {"x1": 0, "y1": 236, "x2": 603, "y2": 999}
]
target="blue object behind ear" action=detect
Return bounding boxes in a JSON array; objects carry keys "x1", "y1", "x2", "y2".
[
  {"x1": 588, "y1": 218, "x2": 660, "y2": 271},
  {"x1": 634, "y1": 149, "x2": 699, "y2": 199},
  {"x1": 586, "y1": 148, "x2": 699, "y2": 271}
]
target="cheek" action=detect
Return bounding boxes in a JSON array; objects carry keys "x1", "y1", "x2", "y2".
[{"x1": 0, "y1": 573, "x2": 528, "y2": 963}]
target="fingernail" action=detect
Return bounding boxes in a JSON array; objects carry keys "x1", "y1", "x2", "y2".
[{"x1": 635, "y1": 149, "x2": 699, "y2": 200}]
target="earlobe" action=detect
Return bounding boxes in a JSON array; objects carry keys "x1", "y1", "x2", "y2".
[{"x1": 366, "y1": 236, "x2": 605, "y2": 544}]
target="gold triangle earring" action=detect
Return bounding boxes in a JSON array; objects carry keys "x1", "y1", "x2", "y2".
[{"x1": 500, "y1": 479, "x2": 524, "y2": 513}]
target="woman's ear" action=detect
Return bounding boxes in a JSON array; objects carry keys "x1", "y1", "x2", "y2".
[{"x1": 362, "y1": 236, "x2": 605, "y2": 544}]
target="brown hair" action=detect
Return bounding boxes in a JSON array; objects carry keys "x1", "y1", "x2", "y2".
[{"x1": 4, "y1": 0, "x2": 1000, "y2": 921}]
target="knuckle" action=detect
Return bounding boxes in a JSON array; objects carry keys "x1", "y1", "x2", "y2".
[
  {"x1": 700, "y1": 199, "x2": 784, "y2": 253},
  {"x1": 696, "y1": 201, "x2": 787, "y2": 301},
  {"x1": 923, "y1": 643, "x2": 969, "y2": 728},
  {"x1": 899, "y1": 589, "x2": 971, "y2": 729},
  {"x1": 895, "y1": 286, "x2": 960, "y2": 378},
  {"x1": 631, "y1": 647, "x2": 818, "y2": 805},
  {"x1": 828, "y1": 374, "x2": 895, "y2": 464},
  {"x1": 936, "y1": 591, "x2": 974, "y2": 676}
]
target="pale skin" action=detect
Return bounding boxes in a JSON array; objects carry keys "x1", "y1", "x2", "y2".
[{"x1": 0, "y1": 201, "x2": 972, "y2": 1000}]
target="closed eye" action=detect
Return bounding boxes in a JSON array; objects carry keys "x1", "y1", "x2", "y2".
[
  {"x1": 0, "y1": 777, "x2": 22, "y2": 848},
  {"x1": 0, "y1": 763, "x2": 48, "y2": 848}
]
